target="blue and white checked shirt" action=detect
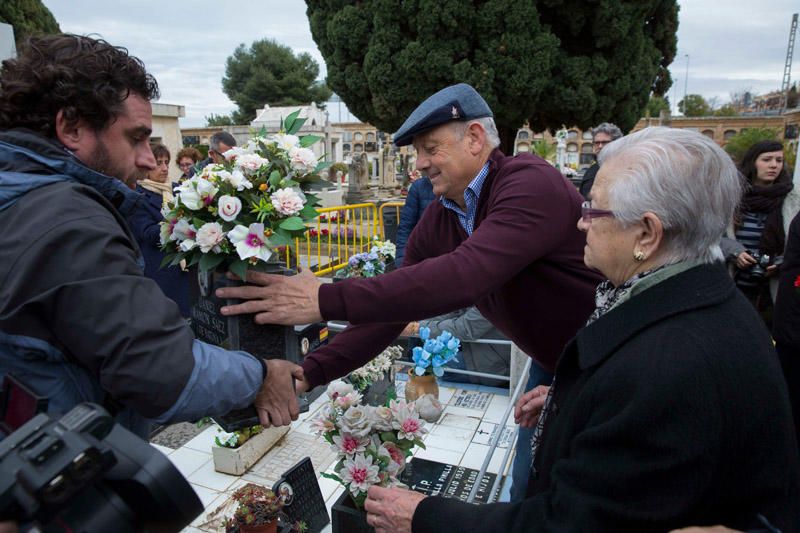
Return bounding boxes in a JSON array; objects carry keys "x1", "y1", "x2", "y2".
[{"x1": 439, "y1": 162, "x2": 490, "y2": 235}]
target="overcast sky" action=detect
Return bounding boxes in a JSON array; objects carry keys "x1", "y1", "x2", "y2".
[{"x1": 42, "y1": 0, "x2": 800, "y2": 127}]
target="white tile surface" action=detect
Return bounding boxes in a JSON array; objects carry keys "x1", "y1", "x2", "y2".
[
  {"x1": 318, "y1": 474, "x2": 343, "y2": 501},
  {"x1": 190, "y1": 491, "x2": 231, "y2": 528},
  {"x1": 150, "y1": 443, "x2": 173, "y2": 456},
  {"x1": 438, "y1": 387, "x2": 455, "y2": 405},
  {"x1": 424, "y1": 425, "x2": 476, "y2": 454},
  {"x1": 183, "y1": 425, "x2": 222, "y2": 453},
  {"x1": 189, "y1": 483, "x2": 221, "y2": 508},
  {"x1": 437, "y1": 412, "x2": 482, "y2": 432},
  {"x1": 169, "y1": 446, "x2": 212, "y2": 477},
  {"x1": 187, "y1": 458, "x2": 239, "y2": 491},
  {"x1": 482, "y1": 399, "x2": 513, "y2": 424},
  {"x1": 459, "y1": 442, "x2": 511, "y2": 475},
  {"x1": 414, "y1": 446, "x2": 464, "y2": 466},
  {"x1": 443, "y1": 404, "x2": 486, "y2": 418}
]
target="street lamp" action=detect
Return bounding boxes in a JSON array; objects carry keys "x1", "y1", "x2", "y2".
[{"x1": 683, "y1": 54, "x2": 690, "y2": 106}]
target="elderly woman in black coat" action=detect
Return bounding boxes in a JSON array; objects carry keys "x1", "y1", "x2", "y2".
[{"x1": 364, "y1": 127, "x2": 800, "y2": 532}]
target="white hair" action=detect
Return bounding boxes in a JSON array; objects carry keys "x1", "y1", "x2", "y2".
[
  {"x1": 452, "y1": 117, "x2": 501, "y2": 149},
  {"x1": 598, "y1": 126, "x2": 742, "y2": 264}
]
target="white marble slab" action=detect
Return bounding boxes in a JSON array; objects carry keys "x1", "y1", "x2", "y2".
[
  {"x1": 169, "y1": 446, "x2": 212, "y2": 478},
  {"x1": 437, "y1": 413, "x2": 482, "y2": 432},
  {"x1": 187, "y1": 458, "x2": 239, "y2": 492},
  {"x1": 183, "y1": 424, "x2": 222, "y2": 453}
]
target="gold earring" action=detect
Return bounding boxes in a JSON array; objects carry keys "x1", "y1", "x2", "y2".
[{"x1": 633, "y1": 250, "x2": 646, "y2": 262}]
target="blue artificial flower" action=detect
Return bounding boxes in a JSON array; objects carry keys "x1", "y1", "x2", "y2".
[
  {"x1": 419, "y1": 326, "x2": 431, "y2": 341},
  {"x1": 439, "y1": 331, "x2": 452, "y2": 343},
  {"x1": 363, "y1": 262, "x2": 375, "y2": 273},
  {"x1": 446, "y1": 338, "x2": 460, "y2": 351},
  {"x1": 348, "y1": 255, "x2": 359, "y2": 267},
  {"x1": 367, "y1": 252, "x2": 378, "y2": 261}
]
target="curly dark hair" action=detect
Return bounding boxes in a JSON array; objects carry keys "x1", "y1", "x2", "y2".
[
  {"x1": 0, "y1": 34, "x2": 159, "y2": 137},
  {"x1": 739, "y1": 140, "x2": 788, "y2": 184}
]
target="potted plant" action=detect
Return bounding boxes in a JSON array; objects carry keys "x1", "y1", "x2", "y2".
[
  {"x1": 312, "y1": 381, "x2": 427, "y2": 532},
  {"x1": 158, "y1": 111, "x2": 327, "y2": 360},
  {"x1": 333, "y1": 237, "x2": 396, "y2": 280},
  {"x1": 224, "y1": 483, "x2": 290, "y2": 533},
  {"x1": 346, "y1": 345, "x2": 403, "y2": 406},
  {"x1": 212, "y1": 424, "x2": 290, "y2": 476},
  {"x1": 405, "y1": 327, "x2": 461, "y2": 402}
]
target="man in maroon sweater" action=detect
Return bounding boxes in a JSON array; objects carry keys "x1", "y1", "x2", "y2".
[{"x1": 218, "y1": 84, "x2": 601, "y2": 453}]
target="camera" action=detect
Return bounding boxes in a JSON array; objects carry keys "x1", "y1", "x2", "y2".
[
  {"x1": 0, "y1": 402, "x2": 203, "y2": 532},
  {"x1": 747, "y1": 251, "x2": 784, "y2": 280}
]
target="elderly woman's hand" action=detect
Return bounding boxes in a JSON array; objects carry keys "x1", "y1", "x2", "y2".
[
  {"x1": 735, "y1": 251, "x2": 756, "y2": 270},
  {"x1": 514, "y1": 385, "x2": 550, "y2": 428},
  {"x1": 365, "y1": 485, "x2": 426, "y2": 533}
]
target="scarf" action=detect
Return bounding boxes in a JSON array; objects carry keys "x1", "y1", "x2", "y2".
[
  {"x1": 738, "y1": 174, "x2": 793, "y2": 257},
  {"x1": 139, "y1": 179, "x2": 174, "y2": 204}
]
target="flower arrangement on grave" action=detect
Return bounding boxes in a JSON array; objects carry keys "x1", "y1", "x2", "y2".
[
  {"x1": 159, "y1": 110, "x2": 326, "y2": 280},
  {"x1": 347, "y1": 345, "x2": 403, "y2": 392},
  {"x1": 313, "y1": 380, "x2": 427, "y2": 508},
  {"x1": 224, "y1": 483, "x2": 294, "y2": 533},
  {"x1": 336, "y1": 237, "x2": 396, "y2": 278},
  {"x1": 215, "y1": 424, "x2": 263, "y2": 449},
  {"x1": 405, "y1": 327, "x2": 461, "y2": 402}
]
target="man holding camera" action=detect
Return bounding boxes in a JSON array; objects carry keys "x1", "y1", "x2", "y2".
[{"x1": 0, "y1": 34, "x2": 302, "y2": 437}]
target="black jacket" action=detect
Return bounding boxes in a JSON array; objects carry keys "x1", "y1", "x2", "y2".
[{"x1": 413, "y1": 263, "x2": 800, "y2": 532}]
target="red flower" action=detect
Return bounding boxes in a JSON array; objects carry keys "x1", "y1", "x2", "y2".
[{"x1": 794, "y1": 274, "x2": 800, "y2": 289}]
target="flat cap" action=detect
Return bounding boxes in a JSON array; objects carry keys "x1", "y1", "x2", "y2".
[{"x1": 393, "y1": 83, "x2": 493, "y2": 147}]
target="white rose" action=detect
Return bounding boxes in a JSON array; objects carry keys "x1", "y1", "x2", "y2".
[
  {"x1": 370, "y1": 406, "x2": 394, "y2": 432},
  {"x1": 235, "y1": 153, "x2": 270, "y2": 174},
  {"x1": 222, "y1": 146, "x2": 248, "y2": 161},
  {"x1": 271, "y1": 132, "x2": 300, "y2": 151},
  {"x1": 271, "y1": 187, "x2": 304, "y2": 216},
  {"x1": 170, "y1": 218, "x2": 196, "y2": 242},
  {"x1": 217, "y1": 195, "x2": 242, "y2": 222},
  {"x1": 339, "y1": 406, "x2": 372, "y2": 439},
  {"x1": 288, "y1": 146, "x2": 317, "y2": 173},
  {"x1": 195, "y1": 222, "x2": 225, "y2": 253}
]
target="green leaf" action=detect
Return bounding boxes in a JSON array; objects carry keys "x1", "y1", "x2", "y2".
[
  {"x1": 187, "y1": 254, "x2": 201, "y2": 267},
  {"x1": 299, "y1": 204, "x2": 319, "y2": 219},
  {"x1": 320, "y1": 472, "x2": 343, "y2": 484},
  {"x1": 279, "y1": 217, "x2": 306, "y2": 231},
  {"x1": 299, "y1": 135, "x2": 322, "y2": 147},
  {"x1": 159, "y1": 253, "x2": 177, "y2": 269},
  {"x1": 269, "y1": 170, "x2": 282, "y2": 188},
  {"x1": 192, "y1": 217, "x2": 206, "y2": 229},
  {"x1": 267, "y1": 232, "x2": 292, "y2": 247},
  {"x1": 283, "y1": 110, "x2": 301, "y2": 133},
  {"x1": 199, "y1": 253, "x2": 226, "y2": 272},
  {"x1": 287, "y1": 116, "x2": 307, "y2": 135},
  {"x1": 314, "y1": 161, "x2": 332, "y2": 173},
  {"x1": 229, "y1": 259, "x2": 249, "y2": 281}
]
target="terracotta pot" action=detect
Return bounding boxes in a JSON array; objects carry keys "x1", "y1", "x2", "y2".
[
  {"x1": 239, "y1": 519, "x2": 278, "y2": 533},
  {"x1": 404, "y1": 369, "x2": 439, "y2": 402}
]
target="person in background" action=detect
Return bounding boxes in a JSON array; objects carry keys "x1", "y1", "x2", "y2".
[
  {"x1": 395, "y1": 174, "x2": 435, "y2": 266},
  {"x1": 128, "y1": 143, "x2": 190, "y2": 317},
  {"x1": 773, "y1": 209, "x2": 800, "y2": 454},
  {"x1": 0, "y1": 34, "x2": 301, "y2": 439},
  {"x1": 403, "y1": 306, "x2": 509, "y2": 388},
  {"x1": 197, "y1": 131, "x2": 237, "y2": 168},
  {"x1": 721, "y1": 140, "x2": 797, "y2": 324},
  {"x1": 175, "y1": 146, "x2": 201, "y2": 181},
  {"x1": 578, "y1": 122, "x2": 622, "y2": 200},
  {"x1": 362, "y1": 126, "x2": 800, "y2": 533}
]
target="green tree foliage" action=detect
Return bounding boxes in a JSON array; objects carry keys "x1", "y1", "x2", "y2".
[
  {"x1": 222, "y1": 38, "x2": 332, "y2": 124},
  {"x1": 205, "y1": 113, "x2": 235, "y2": 127},
  {"x1": 645, "y1": 95, "x2": 670, "y2": 118},
  {"x1": 723, "y1": 127, "x2": 780, "y2": 164},
  {"x1": 678, "y1": 94, "x2": 711, "y2": 117},
  {"x1": 0, "y1": 0, "x2": 60, "y2": 45},
  {"x1": 713, "y1": 104, "x2": 738, "y2": 117},
  {"x1": 529, "y1": 139, "x2": 556, "y2": 162},
  {"x1": 306, "y1": 0, "x2": 678, "y2": 151},
  {"x1": 788, "y1": 83, "x2": 798, "y2": 109}
]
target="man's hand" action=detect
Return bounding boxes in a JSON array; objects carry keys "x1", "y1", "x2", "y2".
[
  {"x1": 365, "y1": 485, "x2": 426, "y2": 533},
  {"x1": 400, "y1": 322, "x2": 419, "y2": 337},
  {"x1": 254, "y1": 359, "x2": 304, "y2": 427},
  {"x1": 216, "y1": 267, "x2": 323, "y2": 325},
  {"x1": 514, "y1": 385, "x2": 550, "y2": 428}
]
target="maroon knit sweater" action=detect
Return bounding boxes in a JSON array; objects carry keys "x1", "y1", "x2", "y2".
[{"x1": 302, "y1": 149, "x2": 603, "y2": 389}]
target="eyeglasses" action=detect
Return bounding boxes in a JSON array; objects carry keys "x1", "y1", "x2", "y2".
[
  {"x1": 592, "y1": 140, "x2": 611, "y2": 147},
  {"x1": 581, "y1": 201, "x2": 616, "y2": 223}
]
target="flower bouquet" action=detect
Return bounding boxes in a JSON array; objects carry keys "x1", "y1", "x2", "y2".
[
  {"x1": 405, "y1": 327, "x2": 461, "y2": 402},
  {"x1": 159, "y1": 110, "x2": 326, "y2": 280},
  {"x1": 313, "y1": 380, "x2": 427, "y2": 509},
  {"x1": 335, "y1": 237, "x2": 396, "y2": 279},
  {"x1": 346, "y1": 345, "x2": 403, "y2": 406}
]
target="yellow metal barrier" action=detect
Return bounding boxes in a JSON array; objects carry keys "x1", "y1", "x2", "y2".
[
  {"x1": 284, "y1": 203, "x2": 381, "y2": 276},
  {"x1": 378, "y1": 202, "x2": 405, "y2": 240}
]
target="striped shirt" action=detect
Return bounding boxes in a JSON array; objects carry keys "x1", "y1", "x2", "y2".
[
  {"x1": 439, "y1": 162, "x2": 490, "y2": 235},
  {"x1": 734, "y1": 210, "x2": 768, "y2": 288}
]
